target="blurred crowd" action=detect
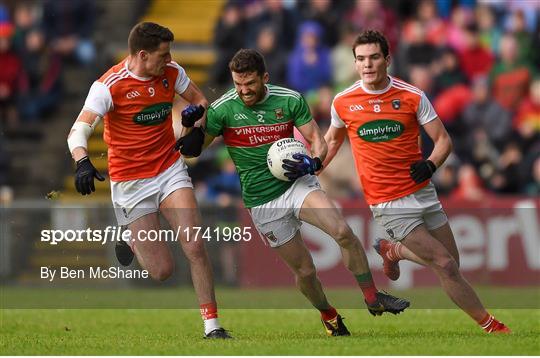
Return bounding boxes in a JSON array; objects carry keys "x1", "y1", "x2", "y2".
[
  {"x1": 0, "y1": 0, "x2": 97, "y2": 131},
  {"x1": 1, "y1": 0, "x2": 538, "y2": 205},
  {"x1": 200, "y1": 0, "x2": 540, "y2": 205}
]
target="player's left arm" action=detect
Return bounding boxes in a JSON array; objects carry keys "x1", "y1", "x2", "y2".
[
  {"x1": 178, "y1": 81, "x2": 209, "y2": 132},
  {"x1": 410, "y1": 93, "x2": 453, "y2": 183},
  {"x1": 281, "y1": 120, "x2": 327, "y2": 179},
  {"x1": 410, "y1": 117, "x2": 453, "y2": 183},
  {"x1": 422, "y1": 117, "x2": 453, "y2": 168}
]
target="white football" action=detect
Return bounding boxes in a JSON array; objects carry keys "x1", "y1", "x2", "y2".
[{"x1": 267, "y1": 138, "x2": 308, "y2": 181}]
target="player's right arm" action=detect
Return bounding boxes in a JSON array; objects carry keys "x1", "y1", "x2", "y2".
[
  {"x1": 67, "y1": 81, "x2": 111, "y2": 195},
  {"x1": 67, "y1": 110, "x2": 105, "y2": 195},
  {"x1": 322, "y1": 102, "x2": 347, "y2": 170},
  {"x1": 322, "y1": 124, "x2": 347, "y2": 170}
]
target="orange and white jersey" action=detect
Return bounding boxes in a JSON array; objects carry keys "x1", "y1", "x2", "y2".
[
  {"x1": 331, "y1": 76, "x2": 438, "y2": 205},
  {"x1": 82, "y1": 59, "x2": 190, "y2": 181}
]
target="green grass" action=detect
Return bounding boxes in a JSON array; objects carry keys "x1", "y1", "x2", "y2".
[
  {"x1": 1, "y1": 308, "x2": 538, "y2": 355},
  {"x1": 1, "y1": 287, "x2": 539, "y2": 355}
]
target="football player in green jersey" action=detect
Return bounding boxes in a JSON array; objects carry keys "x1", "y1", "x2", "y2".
[{"x1": 176, "y1": 49, "x2": 409, "y2": 336}]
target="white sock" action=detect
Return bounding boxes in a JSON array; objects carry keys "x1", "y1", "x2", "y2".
[{"x1": 204, "y1": 318, "x2": 221, "y2": 335}]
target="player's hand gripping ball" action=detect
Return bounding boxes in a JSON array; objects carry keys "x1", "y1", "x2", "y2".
[{"x1": 267, "y1": 138, "x2": 309, "y2": 181}]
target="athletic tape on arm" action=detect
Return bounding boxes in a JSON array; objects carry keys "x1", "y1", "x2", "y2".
[{"x1": 67, "y1": 117, "x2": 100, "y2": 153}]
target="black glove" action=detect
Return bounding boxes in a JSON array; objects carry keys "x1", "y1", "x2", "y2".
[
  {"x1": 282, "y1": 153, "x2": 323, "y2": 181},
  {"x1": 410, "y1": 159, "x2": 437, "y2": 183},
  {"x1": 181, "y1": 104, "x2": 205, "y2": 128},
  {"x1": 174, "y1": 127, "x2": 205, "y2": 157},
  {"x1": 75, "y1": 156, "x2": 105, "y2": 195}
]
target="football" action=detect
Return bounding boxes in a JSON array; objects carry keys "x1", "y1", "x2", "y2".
[{"x1": 266, "y1": 138, "x2": 308, "y2": 181}]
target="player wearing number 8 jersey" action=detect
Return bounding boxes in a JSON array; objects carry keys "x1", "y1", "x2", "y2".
[
  {"x1": 324, "y1": 30, "x2": 510, "y2": 334},
  {"x1": 182, "y1": 49, "x2": 410, "y2": 337},
  {"x1": 66, "y1": 22, "x2": 230, "y2": 339}
]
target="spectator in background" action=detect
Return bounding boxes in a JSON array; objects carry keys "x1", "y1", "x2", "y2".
[
  {"x1": 331, "y1": 23, "x2": 357, "y2": 91},
  {"x1": 42, "y1": 0, "x2": 96, "y2": 66},
  {"x1": 490, "y1": 33, "x2": 536, "y2": 112},
  {"x1": 17, "y1": 27, "x2": 62, "y2": 121},
  {"x1": 476, "y1": 4, "x2": 502, "y2": 54},
  {"x1": 452, "y1": 164, "x2": 488, "y2": 201},
  {"x1": 462, "y1": 76, "x2": 511, "y2": 151},
  {"x1": 210, "y1": 2, "x2": 246, "y2": 88},
  {"x1": 347, "y1": 0, "x2": 399, "y2": 53},
  {"x1": 489, "y1": 141, "x2": 523, "y2": 194},
  {"x1": 432, "y1": 47, "x2": 467, "y2": 96},
  {"x1": 523, "y1": 154, "x2": 540, "y2": 196},
  {"x1": 458, "y1": 23, "x2": 494, "y2": 81},
  {"x1": 414, "y1": 0, "x2": 447, "y2": 47},
  {"x1": 11, "y1": 2, "x2": 39, "y2": 56},
  {"x1": 0, "y1": 20, "x2": 25, "y2": 128},
  {"x1": 399, "y1": 20, "x2": 438, "y2": 78},
  {"x1": 286, "y1": 21, "x2": 331, "y2": 94},
  {"x1": 299, "y1": 0, "x2": 342, "y2": 48},
  {"x1": 204, "y1": 147, "x2": 241, "y2": 207},
  {"x1": 432, "y1": 154, "x2": 460, "y2": 196},
  {"x1": 245, "y1": 0, "x2": 299, "y2": 52},
  {"x1": 513, "y1": 78, "x2": 540, "y2": 147},
  {"x1": 446, "y1": 6, "x2": 473, "y2": 52},
  {"x1": 305, "y1": 85, "x2": 333, "y2": 125},
  {"x1": 507, "y1": 9, "x2": 537, "y2": 68},
  {"x1": 255, "y1": 24, "x2": 287, "y2": 86}
]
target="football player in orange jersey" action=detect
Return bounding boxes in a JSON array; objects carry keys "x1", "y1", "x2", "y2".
[
  {"x1": 66, "y1": 22, "x2": 230, "y2": 339},
  {"x1": 324, "y1": 30, "x2": 510, "y2": 334}
]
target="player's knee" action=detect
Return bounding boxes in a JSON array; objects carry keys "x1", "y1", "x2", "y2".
[
  {"x1": 331, "y1": 223, "x2": 354, "y2": 247},
  {"x1": 182, "y1": 241, "x2": 208, "y2": 263},
  {"x1": 295, "y1": 265, "x2": 317, "y2": 281},
  {"x1": 150, "y1": 262, "x2": 174, "y2": 282},
  {"x1": 433, "y1": 256, "x2": 459, "y2": 279}
]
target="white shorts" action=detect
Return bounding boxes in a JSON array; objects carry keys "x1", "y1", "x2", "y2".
[
  {"x1": 370, "y1": 182, "x2": 448, "y2": 241},
  {"x1": 250, "y1": 175, "x2": 322, "y2": 248},
  {"x1": 110, "y1": 158, "x2": 193, "y2": 226}
]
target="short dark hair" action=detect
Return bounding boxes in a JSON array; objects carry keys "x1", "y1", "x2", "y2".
[
  {"x1": 128, "y1": 22, "x2": 174, "y2": 55},
  {"x1": 228, "y1": 49, "x2": 267, "y2": 76},
  {"x1": 352, "y1": 30, "x2": 390, "y2": 58}
]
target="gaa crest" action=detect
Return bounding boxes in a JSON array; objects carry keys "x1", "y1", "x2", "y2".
[
  {"x1": 392, "y1": 99, "x2": 400, "y2": 110},
  {"x1": 274, "y1": 108, "x2": 284, "y2": 120},
  {"x1": 162, "y1": 78, "x2": 169, "y2": 89}
]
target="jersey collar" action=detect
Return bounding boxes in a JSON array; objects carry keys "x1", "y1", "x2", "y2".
[
  {"x1": 255, "y1": 85, "x2": 270, "y2": 105},
  {"x1": 124, "y1": 58, "x2": 153, "y2": 81},
  {"x1": 360, "y1": 76, "x2": 393, "y2": 95}
]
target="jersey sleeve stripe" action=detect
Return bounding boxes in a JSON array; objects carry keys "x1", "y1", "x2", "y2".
[
  {"x1": 106, "y1": 71, "x2": 130, "y2": 88},
  {"x1": 104, "y1": 69, "x2": 128, "y2": 87},
  {"x1": 392, "y1": 83, "x2": 422, "y2": 97},
  {"x1": 102, "y1": 68, "x2": 126, "y2": 85},
  {"x1": 269, "y1": 86, "x2": 301, "y2": 98},
  {"x1": 269, "y1": 90, "x2": 300, "y2": 100},
  {"x1": 211, "y1": 92, "x2": 238, "y2": 108},
  {"x1": 392, "y1": 78, "x2": 423, "y2": 95},
  {"x1": 269, "y1": 92, "x2": 301, "y2": 100},
  {"x1": 166, "y1": 61, "x2": 181, "y2": 69}
]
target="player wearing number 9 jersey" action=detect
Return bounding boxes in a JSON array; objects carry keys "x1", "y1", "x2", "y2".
[
  {"x1": 324, "y1": 30, "x2": 510, "y2": 334},
  {"x1": 66, "y1": 22, "x2": 231, "y2": 339}
]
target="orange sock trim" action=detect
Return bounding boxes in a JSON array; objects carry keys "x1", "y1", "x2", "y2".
[
  {"x1": 200, "y1": 302, "x2": 218, "y2": 320},
  {"x1": 387, "y1": 242, "x2": 404, "y2": 262}
]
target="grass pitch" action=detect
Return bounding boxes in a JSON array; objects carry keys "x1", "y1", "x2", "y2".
[{"x1": 1, "y1": 288, "x2": 539, "y2": 355}]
